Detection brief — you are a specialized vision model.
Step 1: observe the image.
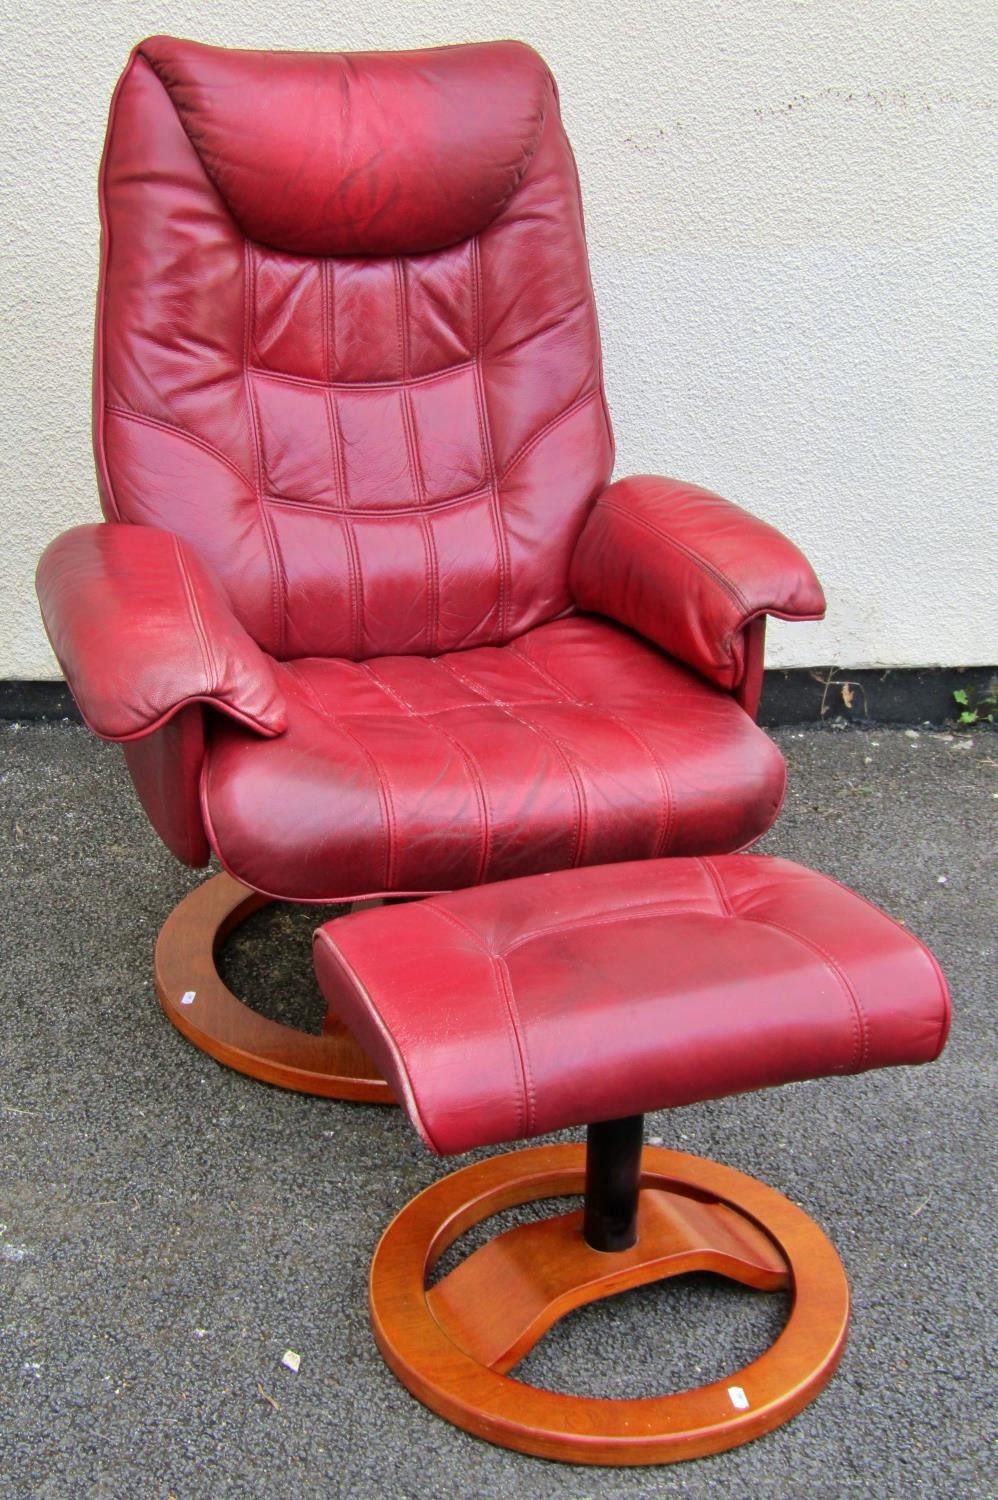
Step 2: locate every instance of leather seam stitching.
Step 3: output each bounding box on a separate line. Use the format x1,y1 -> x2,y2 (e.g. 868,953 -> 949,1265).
597,497 -> 751,614
496,953 -> 536,1134
471,236 -> 509,639
320,258 -> 364,656
104,408 -> 255,493
318,259 -> 328,385
799,867 -> 952,1060
499,898 -> 727,957
393,258 -> 406,390
498,388 -> 600,486
259,484 -> 492,519
327,257 -> 364,656
359,664 -> 493,885
747,916 -> 867,1071
313,932 -> 440,1150
508,642 -> 675,857
246,359 -> 476,392
427,903 -> 529,1137
701,856 -> 866,1068
725,913 -> 868,1073
321,388 -> 364,658
435,655 -> 584,867
320,257 -> 331,385
172,536 -> 215,694
396,259 -> 439,651
488,300 -> 590,364
329,685 -> 720,718
285,663 -> 398,887
511,704 -> 589,867
243,242 -> 288,656
698,855 -> 735,917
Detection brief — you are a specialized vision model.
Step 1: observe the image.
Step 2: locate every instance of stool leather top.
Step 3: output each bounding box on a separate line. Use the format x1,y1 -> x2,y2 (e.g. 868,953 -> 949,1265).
313,855 -> 950,1154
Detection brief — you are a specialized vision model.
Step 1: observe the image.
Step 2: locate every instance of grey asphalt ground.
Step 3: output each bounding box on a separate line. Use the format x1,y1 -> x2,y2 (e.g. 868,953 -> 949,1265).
1,721 -> 994,1499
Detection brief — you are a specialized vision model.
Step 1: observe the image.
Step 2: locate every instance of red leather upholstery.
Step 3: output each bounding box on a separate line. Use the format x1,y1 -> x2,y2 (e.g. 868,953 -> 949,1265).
36,524 -> 287,740
94,37 -> 612,661
570,476 -> 826,692
202,617 -> 785,901
313,856 -> 951,1154
121,707 -> 210,867
37,38 -> 827,897
135,38 -> 552,257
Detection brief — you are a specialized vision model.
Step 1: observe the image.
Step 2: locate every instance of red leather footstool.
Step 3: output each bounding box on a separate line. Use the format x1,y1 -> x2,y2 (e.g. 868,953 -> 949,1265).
313,855 -> 950,1466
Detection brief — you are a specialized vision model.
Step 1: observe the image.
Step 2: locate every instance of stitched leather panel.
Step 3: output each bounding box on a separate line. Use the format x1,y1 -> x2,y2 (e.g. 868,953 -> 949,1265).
570,475 -> 827,690
313,854 -> 952,1154
36,523 -> 287,741
201,616 -> 787,901
97,41 -> 613,661
138,37 -> 552,256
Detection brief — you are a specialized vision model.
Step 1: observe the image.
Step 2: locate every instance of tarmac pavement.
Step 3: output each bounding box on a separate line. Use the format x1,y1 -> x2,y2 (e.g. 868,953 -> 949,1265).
0,721 -> 994,1499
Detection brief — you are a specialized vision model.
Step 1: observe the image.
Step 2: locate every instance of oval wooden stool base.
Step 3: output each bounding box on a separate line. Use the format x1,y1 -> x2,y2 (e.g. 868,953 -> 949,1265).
154,872 -> 394,1101
369,1144 -> 850,1466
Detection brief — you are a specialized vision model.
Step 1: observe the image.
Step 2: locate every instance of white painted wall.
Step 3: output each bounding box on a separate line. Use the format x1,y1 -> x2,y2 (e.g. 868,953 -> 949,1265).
3,0 -> 995,676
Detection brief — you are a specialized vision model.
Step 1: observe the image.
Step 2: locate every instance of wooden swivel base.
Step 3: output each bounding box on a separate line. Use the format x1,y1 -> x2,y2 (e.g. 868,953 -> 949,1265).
369,1141 -> 850,1466
154,872 -> 393,1101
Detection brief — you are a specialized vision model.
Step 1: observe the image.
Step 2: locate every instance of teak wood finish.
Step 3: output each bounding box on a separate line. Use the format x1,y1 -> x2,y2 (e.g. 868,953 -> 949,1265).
369,1143 -> 850,1465
154,871 -> 393,1101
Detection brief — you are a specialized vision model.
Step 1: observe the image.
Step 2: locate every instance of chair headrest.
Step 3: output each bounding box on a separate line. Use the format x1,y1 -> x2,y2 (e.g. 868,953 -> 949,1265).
138,36 -> 554,256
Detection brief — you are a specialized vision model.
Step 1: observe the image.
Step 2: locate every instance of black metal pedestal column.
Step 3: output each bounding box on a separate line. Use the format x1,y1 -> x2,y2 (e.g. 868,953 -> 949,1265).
582,1114 -> 644,1252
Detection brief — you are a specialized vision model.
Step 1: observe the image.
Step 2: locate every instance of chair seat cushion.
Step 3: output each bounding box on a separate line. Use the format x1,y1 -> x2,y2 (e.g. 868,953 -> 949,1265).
201,617 -> 786,901
313,854 -> 951,1154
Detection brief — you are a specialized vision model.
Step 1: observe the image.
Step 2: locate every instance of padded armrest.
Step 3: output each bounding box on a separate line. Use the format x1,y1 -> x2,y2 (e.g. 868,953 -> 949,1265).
569,475 -> 825,691
36,523 -> 287,741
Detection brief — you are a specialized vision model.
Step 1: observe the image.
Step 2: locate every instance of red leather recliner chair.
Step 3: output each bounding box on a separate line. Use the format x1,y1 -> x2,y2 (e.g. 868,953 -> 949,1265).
36,37 -> 825,1096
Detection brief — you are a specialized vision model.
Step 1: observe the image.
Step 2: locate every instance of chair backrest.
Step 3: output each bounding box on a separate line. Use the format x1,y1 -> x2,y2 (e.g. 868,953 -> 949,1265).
95,37 -> 614,660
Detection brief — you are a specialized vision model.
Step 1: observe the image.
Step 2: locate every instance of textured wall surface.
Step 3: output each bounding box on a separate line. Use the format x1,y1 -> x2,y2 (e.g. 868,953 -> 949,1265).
2,0 -> 995,676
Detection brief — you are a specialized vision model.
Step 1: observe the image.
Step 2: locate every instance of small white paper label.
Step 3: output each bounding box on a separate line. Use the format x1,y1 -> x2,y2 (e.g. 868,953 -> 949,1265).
728,1385 -> 750,1410
180,990 -> 196,1006
281,1349 -> 301,1373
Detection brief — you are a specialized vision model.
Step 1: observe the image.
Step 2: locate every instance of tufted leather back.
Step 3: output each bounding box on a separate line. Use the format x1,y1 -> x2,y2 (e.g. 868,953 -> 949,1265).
95,37 -> 614,660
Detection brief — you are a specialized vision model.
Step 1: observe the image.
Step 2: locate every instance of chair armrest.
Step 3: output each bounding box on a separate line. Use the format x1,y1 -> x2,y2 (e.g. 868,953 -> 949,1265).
36,523 -> 287,740
121,707 -> 211,866
569,475 -> 825,691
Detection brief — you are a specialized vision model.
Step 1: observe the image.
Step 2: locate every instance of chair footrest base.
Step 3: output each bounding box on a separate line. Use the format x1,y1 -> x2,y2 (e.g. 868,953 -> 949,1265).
369,1143 -> 849,1466
154,872 -> 394,1101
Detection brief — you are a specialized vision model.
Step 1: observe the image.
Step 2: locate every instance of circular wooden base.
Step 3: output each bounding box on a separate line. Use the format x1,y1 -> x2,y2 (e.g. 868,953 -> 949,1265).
370,1144 -> 850,1466
154,872 -> 393,1101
